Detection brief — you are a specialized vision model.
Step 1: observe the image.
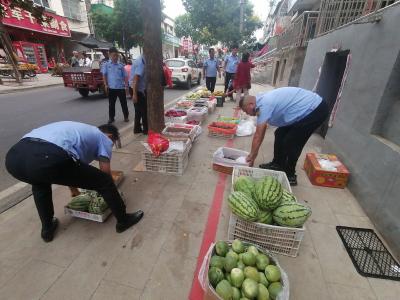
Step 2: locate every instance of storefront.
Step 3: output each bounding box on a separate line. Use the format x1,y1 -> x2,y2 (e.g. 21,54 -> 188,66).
0,1 -> 71,72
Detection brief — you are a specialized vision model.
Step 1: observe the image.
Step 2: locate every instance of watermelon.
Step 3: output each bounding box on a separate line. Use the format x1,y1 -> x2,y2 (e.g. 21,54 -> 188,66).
68,194 -> 91,211
272,203 -> 312,227
228,191 -> 259,221
268,282 -> 283,300
216,280 -> 233,300
208,267 -> 224,288
254,176 -> 283,210
280,189 -> 296,204
234,176 -> 255,197
257,210 -> 273,224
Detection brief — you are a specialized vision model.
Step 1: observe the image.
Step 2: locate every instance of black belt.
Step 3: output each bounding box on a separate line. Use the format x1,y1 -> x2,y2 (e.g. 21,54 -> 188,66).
23,137 -> 51,144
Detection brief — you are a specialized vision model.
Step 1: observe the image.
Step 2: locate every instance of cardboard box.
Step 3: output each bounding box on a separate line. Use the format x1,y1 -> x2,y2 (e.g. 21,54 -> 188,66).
304,153 -> 350,188
212,147 -> 249,175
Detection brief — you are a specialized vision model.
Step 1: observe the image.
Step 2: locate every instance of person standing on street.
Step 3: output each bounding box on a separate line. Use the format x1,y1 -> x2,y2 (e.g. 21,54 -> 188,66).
233,52 -> 255,103
130,55 -> 148,134
203,48 -> 221,92
102,47 -> 129,124
124,59 -> 133,97
70,51 -> 79,67
240,87 -> 329,186
5,121 -> 144,242
224,45 -> 240,100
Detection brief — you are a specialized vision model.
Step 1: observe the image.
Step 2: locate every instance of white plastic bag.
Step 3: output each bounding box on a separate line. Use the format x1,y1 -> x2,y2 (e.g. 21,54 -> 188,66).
236,120 -> 256,136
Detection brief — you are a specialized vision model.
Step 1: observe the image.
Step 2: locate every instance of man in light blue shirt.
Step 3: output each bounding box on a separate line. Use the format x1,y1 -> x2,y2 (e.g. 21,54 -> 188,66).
102,47 -> 129,124
130,55 -> 148,134
203,48 -> 221,92
5,121 -> 144,242
240,87 -> 329,185
224,45 -> 240,98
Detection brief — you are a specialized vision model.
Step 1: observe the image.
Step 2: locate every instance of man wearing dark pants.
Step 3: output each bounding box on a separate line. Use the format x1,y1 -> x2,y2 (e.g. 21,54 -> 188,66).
240,87 -> 329,185
224,45 -> 240,100
203,48 -> 220,92
5,121 -> 144,242
102,47 -> 129,124
130,55 -> 148,134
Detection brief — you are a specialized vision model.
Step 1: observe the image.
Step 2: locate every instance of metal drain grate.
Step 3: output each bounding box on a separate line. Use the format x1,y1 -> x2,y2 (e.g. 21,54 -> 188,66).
336,226 -> 400,281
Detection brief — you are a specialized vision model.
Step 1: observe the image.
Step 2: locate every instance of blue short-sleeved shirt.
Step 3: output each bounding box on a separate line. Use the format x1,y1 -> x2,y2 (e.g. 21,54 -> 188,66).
256,87 -> 322,127
23,121 -> 113,164
132,56 -> 146,92
128,63 -> 136,86
203,58 -> 219,77
101,60 -> 127,89
224,54 -> 240,73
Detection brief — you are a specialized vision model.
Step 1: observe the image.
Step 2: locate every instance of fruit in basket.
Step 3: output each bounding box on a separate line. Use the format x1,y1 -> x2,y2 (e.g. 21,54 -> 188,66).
242,252 -> 256,267
247,246 -> 259,257
234,176 -> 255,197
244,266 -> 260,282
228,191 -> 259,222
258,283 -> 270,300
242,278 -> 259,299
268,282 -> 283,300
216,279 -> 234,300
259,272 -> 269,287
68,194 -> 92,211
88,195 -> 108,214
224,256 -> 238,273
216,241 -> 230,256
231,268 -> 245,288
232,239 -> 245,254
165,109 -> 187,117
237,260 -> 245,270
227,250 -> 239,262
209,267 -> 225,288
280,189 -> 296,204
265,265 -> 281,283
232,287 -> 241,300
256,254 -> 270,272
257,210 -> 273,224
210,255 -> 225,269
254,177 -> 283,210
272,203 -> 311,228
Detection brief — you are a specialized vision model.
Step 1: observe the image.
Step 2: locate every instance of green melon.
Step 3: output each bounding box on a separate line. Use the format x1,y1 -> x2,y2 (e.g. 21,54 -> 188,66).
257,210 -> 273,224
272,203 -> 312,227
234,176 -> 255,197
254,176 -> 283,210
228,191 -> 260,221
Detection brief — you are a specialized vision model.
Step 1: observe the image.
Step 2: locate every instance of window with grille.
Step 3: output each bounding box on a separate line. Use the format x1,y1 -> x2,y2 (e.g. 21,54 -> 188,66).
33,0 -> 50,8
62,0 -> 82,21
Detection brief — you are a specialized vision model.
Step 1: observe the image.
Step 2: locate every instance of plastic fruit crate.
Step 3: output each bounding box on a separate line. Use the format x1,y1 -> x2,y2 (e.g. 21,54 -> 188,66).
208,122 -> 237,139
228,166 -> 305,257
142,140 -> 191,176
164,109 -> 188,124
187,107 -> 208,122
198,241 -> 290,300
162,124 -> 197,142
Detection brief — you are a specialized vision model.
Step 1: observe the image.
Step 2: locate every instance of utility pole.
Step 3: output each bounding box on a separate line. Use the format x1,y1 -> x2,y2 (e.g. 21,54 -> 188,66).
142,0 -> 165,132
239,0 -> 245,33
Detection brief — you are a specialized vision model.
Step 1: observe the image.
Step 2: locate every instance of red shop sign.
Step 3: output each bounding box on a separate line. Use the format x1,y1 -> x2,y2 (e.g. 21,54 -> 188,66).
0,1 -> 71,37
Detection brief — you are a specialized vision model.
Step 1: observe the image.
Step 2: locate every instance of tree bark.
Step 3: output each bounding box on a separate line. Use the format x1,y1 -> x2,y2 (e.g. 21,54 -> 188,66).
142,0 -> 165,133
0,23 -> 22,84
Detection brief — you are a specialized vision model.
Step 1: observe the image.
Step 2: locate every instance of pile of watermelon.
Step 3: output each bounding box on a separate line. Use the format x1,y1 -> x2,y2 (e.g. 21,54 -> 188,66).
228,175 -> 311,228
68,190 -> 108,215
208,240 -> 284,300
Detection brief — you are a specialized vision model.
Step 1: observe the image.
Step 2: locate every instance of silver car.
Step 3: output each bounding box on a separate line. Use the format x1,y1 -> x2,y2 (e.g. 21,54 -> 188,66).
165,58 -> 202,89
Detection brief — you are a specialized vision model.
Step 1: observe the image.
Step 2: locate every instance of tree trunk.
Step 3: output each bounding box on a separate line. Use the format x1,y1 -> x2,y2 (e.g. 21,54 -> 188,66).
142,0 -> 165,133
0,23 -> 22,84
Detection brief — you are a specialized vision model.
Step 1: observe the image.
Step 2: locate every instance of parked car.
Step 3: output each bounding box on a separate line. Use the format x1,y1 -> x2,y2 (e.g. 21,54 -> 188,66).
164,58 -> 202,89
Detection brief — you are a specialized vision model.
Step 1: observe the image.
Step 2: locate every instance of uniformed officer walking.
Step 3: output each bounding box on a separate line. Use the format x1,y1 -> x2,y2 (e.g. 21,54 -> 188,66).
102,47 -> 129,124
130,55 -> 148,134
224,45 -> 240,100
203,48 -> 221,92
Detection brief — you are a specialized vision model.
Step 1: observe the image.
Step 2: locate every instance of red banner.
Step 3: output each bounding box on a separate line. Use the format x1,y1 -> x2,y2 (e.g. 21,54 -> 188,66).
0,1 -> 71,37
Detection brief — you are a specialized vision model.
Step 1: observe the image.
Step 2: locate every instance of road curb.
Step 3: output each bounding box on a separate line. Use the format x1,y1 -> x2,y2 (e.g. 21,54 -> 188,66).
0,83 -> 64,95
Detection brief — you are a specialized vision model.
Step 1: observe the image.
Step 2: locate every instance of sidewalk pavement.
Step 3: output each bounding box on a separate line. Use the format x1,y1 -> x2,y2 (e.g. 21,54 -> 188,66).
0,82 -> 399,300
0,73 -> 63,94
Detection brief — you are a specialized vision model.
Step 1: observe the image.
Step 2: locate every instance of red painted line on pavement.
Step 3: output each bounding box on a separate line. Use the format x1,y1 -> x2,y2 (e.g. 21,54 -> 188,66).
189,106 -> 239,299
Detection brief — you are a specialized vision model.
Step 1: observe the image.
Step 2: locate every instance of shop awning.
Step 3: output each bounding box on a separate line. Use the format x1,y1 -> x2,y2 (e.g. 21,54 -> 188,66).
72,34 -> 113,49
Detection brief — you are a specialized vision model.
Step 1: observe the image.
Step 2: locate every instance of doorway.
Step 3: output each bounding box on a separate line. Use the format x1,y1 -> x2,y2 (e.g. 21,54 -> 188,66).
315,50 -> 350,137
273,60 -> 280,85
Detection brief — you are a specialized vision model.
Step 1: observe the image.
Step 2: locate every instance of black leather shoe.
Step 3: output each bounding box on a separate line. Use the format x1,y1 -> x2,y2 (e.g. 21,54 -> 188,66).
108,119 -> 115,124
116,210 -> 144,233
287,174 -> 298,186
41,217 -> 59,243
259,161 -> 283,171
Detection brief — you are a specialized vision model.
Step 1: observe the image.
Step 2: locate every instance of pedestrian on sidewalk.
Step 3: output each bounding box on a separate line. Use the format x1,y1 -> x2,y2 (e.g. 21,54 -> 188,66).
240,87 -> 329,186
233,52 -> 255,103
79,52 -> 92,67
5,121 -> 144,242
124,59 -> 133,97
223,45 -> 240,100
129,55 -> 148,134
102,47 -> 130,124
70,51 -> 79,67
203,48 -> 221,92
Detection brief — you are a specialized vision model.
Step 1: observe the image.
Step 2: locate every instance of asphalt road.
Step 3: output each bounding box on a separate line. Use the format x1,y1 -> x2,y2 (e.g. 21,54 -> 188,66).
0,84 -> 194,195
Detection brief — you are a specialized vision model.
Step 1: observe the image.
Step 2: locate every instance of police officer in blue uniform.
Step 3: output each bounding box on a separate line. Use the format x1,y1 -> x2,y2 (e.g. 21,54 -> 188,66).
224,45 -> 240,100
102,47 -> 129,124
203,48 -> 221,92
